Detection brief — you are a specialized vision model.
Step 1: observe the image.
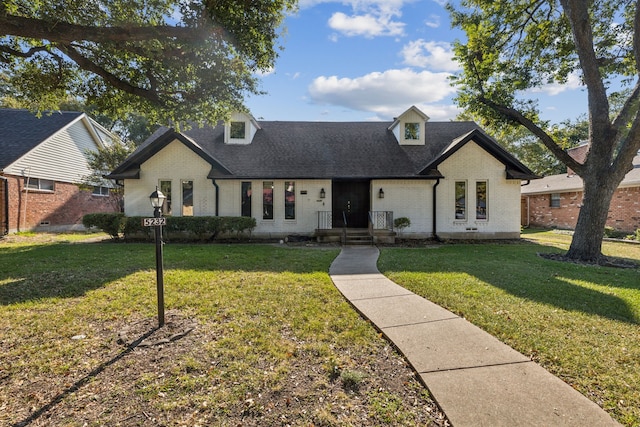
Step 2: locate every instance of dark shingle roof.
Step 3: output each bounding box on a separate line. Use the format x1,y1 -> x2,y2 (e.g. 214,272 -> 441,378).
0,109 -> 83,169
109,119 -> 539,180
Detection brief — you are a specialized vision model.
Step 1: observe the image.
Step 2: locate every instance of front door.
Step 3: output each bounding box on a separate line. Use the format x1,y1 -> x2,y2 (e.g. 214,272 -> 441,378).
332,180 -> 370,228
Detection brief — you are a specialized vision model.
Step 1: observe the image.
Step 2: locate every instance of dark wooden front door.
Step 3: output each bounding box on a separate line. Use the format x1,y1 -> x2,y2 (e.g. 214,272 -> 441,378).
332,180 -> 370,228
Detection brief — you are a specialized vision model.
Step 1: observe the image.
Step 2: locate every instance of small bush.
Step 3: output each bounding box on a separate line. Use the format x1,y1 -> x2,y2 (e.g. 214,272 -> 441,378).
82,213 -> 125,239
394,217 -> 411,231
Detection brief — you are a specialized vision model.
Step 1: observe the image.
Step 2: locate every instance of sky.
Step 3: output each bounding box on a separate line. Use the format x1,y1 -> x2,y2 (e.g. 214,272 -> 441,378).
244,0 -> 588,123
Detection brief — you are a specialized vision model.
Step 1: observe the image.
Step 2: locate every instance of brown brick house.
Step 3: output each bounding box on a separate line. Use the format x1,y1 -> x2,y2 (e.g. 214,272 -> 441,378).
521,144 -> 640,233
0,110 -> 120,234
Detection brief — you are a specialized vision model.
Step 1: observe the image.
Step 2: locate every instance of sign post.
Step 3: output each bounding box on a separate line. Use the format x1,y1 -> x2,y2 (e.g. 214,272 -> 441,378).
147,188 -> 167,327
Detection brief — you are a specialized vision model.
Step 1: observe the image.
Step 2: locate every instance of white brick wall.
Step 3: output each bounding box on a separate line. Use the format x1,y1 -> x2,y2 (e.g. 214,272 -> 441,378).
436,141 -> 521,238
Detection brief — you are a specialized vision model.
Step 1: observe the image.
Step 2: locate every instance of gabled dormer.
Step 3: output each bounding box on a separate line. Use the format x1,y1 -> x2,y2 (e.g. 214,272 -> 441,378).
388,106 -> 429,146
224,111 -> 261,145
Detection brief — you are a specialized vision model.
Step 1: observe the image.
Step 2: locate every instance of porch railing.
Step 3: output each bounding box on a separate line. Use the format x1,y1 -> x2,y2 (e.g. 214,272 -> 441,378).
317,211 -> 332,230
317,211 -> 393,231
369,211 -> 394,231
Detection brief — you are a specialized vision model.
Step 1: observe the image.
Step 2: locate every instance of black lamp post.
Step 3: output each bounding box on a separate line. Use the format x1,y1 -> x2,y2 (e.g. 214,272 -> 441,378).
149,188 -> 166,327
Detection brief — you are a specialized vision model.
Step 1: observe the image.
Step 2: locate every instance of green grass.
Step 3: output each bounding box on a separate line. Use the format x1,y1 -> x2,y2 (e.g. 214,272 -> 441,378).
378,229 -> 640,426
0,236 -> 436,426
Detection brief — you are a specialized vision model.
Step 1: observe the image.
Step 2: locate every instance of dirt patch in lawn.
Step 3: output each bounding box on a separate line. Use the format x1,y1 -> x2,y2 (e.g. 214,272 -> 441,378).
5,310 -> 448,426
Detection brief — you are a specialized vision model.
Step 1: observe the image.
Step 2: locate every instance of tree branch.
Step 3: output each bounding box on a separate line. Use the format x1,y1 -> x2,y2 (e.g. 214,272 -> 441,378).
479,95 -> 583,174
559,0 -> 611,138
0,13 -> 218,45
57,43 -> 162,104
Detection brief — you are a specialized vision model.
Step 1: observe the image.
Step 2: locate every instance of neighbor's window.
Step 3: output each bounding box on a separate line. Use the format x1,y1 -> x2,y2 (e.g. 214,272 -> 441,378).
455,181 -> 466,220
285,181 -> 295,220
92,185 -> 110,196
404,122 -> 420,140
25,177 -> 54,191
263,181 -> 273,220
476,181 -> 487,220
550,193 -> 561,208
241,182 -> 252,217
182,180 -> 193,216
160,180 -> 172,215
230,121 -> 246,139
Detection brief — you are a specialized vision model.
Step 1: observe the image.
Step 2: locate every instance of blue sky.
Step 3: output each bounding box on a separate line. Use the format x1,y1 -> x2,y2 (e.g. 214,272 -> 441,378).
244,0 -> 588,123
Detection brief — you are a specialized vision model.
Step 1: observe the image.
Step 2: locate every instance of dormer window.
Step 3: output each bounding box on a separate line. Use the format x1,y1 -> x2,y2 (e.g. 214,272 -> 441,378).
404,123 -> 420,140
224,112 -> 261,145
230,121 -> 246,139
388,106 -> 429,146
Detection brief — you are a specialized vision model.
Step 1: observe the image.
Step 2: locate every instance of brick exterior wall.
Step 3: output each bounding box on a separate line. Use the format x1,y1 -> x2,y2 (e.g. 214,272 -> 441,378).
0,174 -> 119,234
523,186 -> 640,232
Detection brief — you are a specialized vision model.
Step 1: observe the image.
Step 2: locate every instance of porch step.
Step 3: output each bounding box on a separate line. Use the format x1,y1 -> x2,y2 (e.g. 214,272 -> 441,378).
343,229 -> 374,246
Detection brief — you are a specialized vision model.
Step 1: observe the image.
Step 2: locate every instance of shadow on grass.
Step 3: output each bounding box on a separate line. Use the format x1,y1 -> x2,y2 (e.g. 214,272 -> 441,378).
0,241 -> 339,306
12,326 -> 159,427
378,241 -> 640,324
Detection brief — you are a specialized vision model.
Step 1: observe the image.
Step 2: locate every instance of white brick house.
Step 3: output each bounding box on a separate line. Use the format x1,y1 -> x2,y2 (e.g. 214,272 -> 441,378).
108,106 -> 538,241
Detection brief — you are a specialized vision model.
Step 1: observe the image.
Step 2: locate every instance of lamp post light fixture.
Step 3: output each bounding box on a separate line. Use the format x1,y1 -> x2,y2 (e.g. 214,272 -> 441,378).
149,188 -> 166,327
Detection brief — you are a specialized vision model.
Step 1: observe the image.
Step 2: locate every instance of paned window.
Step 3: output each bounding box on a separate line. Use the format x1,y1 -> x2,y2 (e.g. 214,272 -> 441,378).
230,121 -> 246,139
476,181 -> 487,220
404,122 -> 419,140
92,186 -> 110,196
160,180 -> 172,215
24,177 -> 54,191
182,180 -> 193,216
550,193 -> 561,208
241,182 -> 252,217
285,181 -> 295,220
455,181 -> 466,220
263,181 -> 273,220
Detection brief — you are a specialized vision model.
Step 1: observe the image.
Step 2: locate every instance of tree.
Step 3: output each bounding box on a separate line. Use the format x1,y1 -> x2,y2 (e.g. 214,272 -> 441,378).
80,139 -> 136,212
0,0 -> 296,126
448,0 -> 640,262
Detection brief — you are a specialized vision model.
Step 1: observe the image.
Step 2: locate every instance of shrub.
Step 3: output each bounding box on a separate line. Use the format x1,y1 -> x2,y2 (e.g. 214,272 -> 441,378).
82,213 -> 125,239
121,216 -> 257,242
394,217 -> 411,236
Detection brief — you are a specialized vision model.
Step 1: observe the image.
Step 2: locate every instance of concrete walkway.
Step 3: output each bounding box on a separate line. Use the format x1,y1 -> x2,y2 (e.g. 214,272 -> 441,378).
329,246 -> 620,427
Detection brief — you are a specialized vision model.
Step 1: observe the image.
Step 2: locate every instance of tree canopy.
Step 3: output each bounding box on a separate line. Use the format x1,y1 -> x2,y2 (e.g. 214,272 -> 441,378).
448,0 -> 640,262
0,0 -> 296,125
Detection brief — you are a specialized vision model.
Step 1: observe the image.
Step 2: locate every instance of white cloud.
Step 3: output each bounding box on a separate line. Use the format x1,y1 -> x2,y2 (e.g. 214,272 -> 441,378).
530,72 -> 582,96
425,14 -> 440,28
328,11 -> 405,38
400,39 -> 459,72
308,68 -> 458,119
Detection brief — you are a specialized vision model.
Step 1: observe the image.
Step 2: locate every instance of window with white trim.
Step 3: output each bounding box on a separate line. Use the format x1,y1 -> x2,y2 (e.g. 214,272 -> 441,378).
285,181 -> 295,220
476,181 -> 487,220
92,186 -> 110,196
455,181 -> 466,220
25,177 -> 54,191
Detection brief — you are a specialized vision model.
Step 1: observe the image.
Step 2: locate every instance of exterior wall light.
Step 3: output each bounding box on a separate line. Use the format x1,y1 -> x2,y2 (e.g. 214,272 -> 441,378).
320,188 -> 326,198
379,188 -> 385,199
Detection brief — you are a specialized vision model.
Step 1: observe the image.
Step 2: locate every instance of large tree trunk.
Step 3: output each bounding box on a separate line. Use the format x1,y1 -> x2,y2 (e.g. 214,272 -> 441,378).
565,174 -> 618,262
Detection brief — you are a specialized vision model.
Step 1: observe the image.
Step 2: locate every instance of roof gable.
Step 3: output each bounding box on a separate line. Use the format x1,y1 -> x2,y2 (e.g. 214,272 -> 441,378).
107,128 -> 232,179
418,128 -> 539,180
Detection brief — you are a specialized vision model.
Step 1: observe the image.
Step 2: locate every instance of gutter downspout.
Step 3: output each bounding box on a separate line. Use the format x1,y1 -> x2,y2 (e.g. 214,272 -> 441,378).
0,176 -> 8,235
211,179 -> 219,216
521,180 -> 531,228
432,178 -> 441,242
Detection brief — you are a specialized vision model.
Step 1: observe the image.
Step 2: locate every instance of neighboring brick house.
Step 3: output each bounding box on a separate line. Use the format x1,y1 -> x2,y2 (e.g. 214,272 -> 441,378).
521,144 -> 640,232
0,109 -> 120,234
108,106 -> 539,241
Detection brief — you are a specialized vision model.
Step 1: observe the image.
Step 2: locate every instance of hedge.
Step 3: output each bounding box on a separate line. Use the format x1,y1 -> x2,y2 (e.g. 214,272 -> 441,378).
83,213 -> 256,242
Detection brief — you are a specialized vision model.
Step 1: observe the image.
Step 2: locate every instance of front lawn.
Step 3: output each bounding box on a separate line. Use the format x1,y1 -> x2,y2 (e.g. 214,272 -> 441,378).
0,235 -> 443,426
378,230 -> 640,426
